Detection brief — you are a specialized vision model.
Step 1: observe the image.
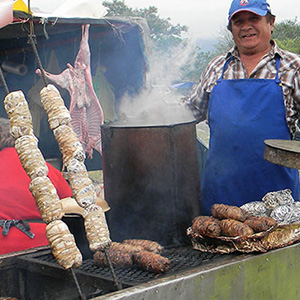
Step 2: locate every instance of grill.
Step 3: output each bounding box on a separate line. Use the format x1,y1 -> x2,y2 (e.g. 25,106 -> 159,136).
14,246 -> 233,299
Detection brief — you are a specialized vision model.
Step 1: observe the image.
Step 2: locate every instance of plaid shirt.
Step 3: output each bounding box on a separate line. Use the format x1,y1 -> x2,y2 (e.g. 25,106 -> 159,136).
186,41 -> 300,138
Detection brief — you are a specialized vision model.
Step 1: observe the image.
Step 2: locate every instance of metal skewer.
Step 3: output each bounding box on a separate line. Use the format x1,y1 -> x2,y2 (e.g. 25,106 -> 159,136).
25,7 -> 120,295
26,10 -> 88,299
0,67 -> 9,94
104,248 -> 122,290
70,268 -> 87,300
28,33 -> 48,87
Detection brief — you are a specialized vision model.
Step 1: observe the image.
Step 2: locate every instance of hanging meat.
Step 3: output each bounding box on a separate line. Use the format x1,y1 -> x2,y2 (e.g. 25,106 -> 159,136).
4,90 -> 82,269
39,84 -> 111,251
36,24 -> 104,158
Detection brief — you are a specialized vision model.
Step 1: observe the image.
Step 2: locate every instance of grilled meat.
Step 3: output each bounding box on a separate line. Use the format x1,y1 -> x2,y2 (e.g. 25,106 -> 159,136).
244,216 -> 277,232
29,176 -> 63,224
93,249 -> 133,268
211,204 -> 246,222
83,204 -> 111,251
46,220 -> 82,269
133,250 -> 170,274
220,219 -> 254,237
191,216 -> 221,237
109,242 -> 145,256
4,90 -> 33,138
122,239 -> 164,254
39,84 -> 111,251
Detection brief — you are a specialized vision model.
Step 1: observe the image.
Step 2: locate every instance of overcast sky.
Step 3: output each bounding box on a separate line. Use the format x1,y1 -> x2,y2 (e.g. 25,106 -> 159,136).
125,0 -> 300,40
31,0 -> 300,40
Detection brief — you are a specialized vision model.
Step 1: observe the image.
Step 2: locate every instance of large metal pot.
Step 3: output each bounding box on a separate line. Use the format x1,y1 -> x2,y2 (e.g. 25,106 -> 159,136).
101,120 -> 201,247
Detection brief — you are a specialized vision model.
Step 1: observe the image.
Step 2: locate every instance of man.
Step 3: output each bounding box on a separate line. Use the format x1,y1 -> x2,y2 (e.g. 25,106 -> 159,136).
186,0 -> 300,214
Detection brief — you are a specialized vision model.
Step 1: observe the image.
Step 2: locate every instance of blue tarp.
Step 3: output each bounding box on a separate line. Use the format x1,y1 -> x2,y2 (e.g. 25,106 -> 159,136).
0,16 -> 150,168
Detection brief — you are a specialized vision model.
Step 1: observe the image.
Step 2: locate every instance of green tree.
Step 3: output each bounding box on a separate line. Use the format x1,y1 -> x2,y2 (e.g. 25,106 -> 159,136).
213,28 -> 234,56
103,0 -> 188,53
103,0 -> 208,84
272,18 -> 300,53
182,48 -> 215,82
273,18 -> 300,40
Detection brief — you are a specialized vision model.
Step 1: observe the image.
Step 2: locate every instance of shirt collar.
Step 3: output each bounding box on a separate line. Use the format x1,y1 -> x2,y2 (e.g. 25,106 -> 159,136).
226,40 -> 283,60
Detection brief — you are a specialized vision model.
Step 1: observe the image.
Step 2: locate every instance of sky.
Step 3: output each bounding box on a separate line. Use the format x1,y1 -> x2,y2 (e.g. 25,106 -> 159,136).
30,0 -> 300,41
125,0 -> 300,40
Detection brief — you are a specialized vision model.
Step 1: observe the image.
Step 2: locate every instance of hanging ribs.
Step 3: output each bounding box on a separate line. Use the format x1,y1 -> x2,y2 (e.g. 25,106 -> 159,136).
36,24 -> 104,158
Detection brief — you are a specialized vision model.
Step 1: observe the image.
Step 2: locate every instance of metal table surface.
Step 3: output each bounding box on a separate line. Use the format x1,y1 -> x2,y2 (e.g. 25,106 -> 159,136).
92,242 -> 300,300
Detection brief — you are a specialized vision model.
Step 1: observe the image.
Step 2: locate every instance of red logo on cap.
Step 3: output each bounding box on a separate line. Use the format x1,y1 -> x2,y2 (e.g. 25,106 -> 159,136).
240,0 -> 249,5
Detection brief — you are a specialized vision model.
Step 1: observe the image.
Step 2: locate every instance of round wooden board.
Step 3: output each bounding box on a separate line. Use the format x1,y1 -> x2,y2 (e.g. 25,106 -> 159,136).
264,139 -> 300,169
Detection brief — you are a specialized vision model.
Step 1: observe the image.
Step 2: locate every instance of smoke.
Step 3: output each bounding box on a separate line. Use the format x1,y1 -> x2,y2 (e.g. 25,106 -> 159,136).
115,41 -> 197,126
116,88 -> 194,126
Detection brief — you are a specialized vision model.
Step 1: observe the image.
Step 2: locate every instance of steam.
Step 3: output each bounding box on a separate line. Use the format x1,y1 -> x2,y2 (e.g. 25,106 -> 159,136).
116,88 -> 194,126
115,41 -> 197,127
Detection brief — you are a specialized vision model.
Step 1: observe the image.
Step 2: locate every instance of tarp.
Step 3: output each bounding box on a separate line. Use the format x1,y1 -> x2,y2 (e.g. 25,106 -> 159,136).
0,12 -> 151,169
30,0 -> 107,18
0,0 -> 13,29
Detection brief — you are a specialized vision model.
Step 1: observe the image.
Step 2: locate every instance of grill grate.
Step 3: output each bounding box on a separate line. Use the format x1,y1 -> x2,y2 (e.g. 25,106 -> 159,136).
26,246 -> 225,286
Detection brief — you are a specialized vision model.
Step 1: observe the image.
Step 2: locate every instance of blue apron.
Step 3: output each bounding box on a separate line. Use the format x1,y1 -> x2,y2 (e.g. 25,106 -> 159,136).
201,55 -> 300,215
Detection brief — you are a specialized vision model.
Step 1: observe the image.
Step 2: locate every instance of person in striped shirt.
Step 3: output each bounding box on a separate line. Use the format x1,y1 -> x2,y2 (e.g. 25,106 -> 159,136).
185,0 -> 300,214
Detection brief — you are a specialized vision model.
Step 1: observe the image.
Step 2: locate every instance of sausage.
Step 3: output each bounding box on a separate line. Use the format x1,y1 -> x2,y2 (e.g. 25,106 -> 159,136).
220,219 -> 254,237
4,90 -> 33,138
244,216 -> 277,232
191,216 -> 222,237
211,204 -> 246,222
40,84 -> 71,130
94,249 -> 133,268
110,242 -> 145,256
46,220 -> 82,269
83,204 -> 111,251
133,250 -> 170,274
122,239 -> 164,254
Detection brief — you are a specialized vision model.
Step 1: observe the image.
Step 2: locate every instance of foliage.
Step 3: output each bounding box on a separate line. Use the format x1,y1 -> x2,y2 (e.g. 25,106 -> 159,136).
103,0 -> 188,52
102,1 -> 300,83
275,38 -> 300,54
183,48 -> 215,81
272,18 -> 300,54
272,18 -> 300,41
212,28 -> 234,56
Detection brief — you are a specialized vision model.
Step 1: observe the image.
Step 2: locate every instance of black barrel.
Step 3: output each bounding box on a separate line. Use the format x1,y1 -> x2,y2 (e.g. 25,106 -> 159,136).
101,120 -> 201,247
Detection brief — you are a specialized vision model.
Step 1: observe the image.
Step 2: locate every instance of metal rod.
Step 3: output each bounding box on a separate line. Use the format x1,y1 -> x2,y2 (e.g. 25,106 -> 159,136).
28,34 -> 48,87
0,67 -> 9,94
104,248 -> 122,290
70,268 -> 86,300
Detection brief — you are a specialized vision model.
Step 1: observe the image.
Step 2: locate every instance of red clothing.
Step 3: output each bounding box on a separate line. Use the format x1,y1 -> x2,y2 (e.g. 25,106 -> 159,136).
0,147 -> 72,254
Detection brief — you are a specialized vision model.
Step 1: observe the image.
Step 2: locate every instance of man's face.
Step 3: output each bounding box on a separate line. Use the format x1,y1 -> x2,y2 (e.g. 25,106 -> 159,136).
230,11 -> 274,55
